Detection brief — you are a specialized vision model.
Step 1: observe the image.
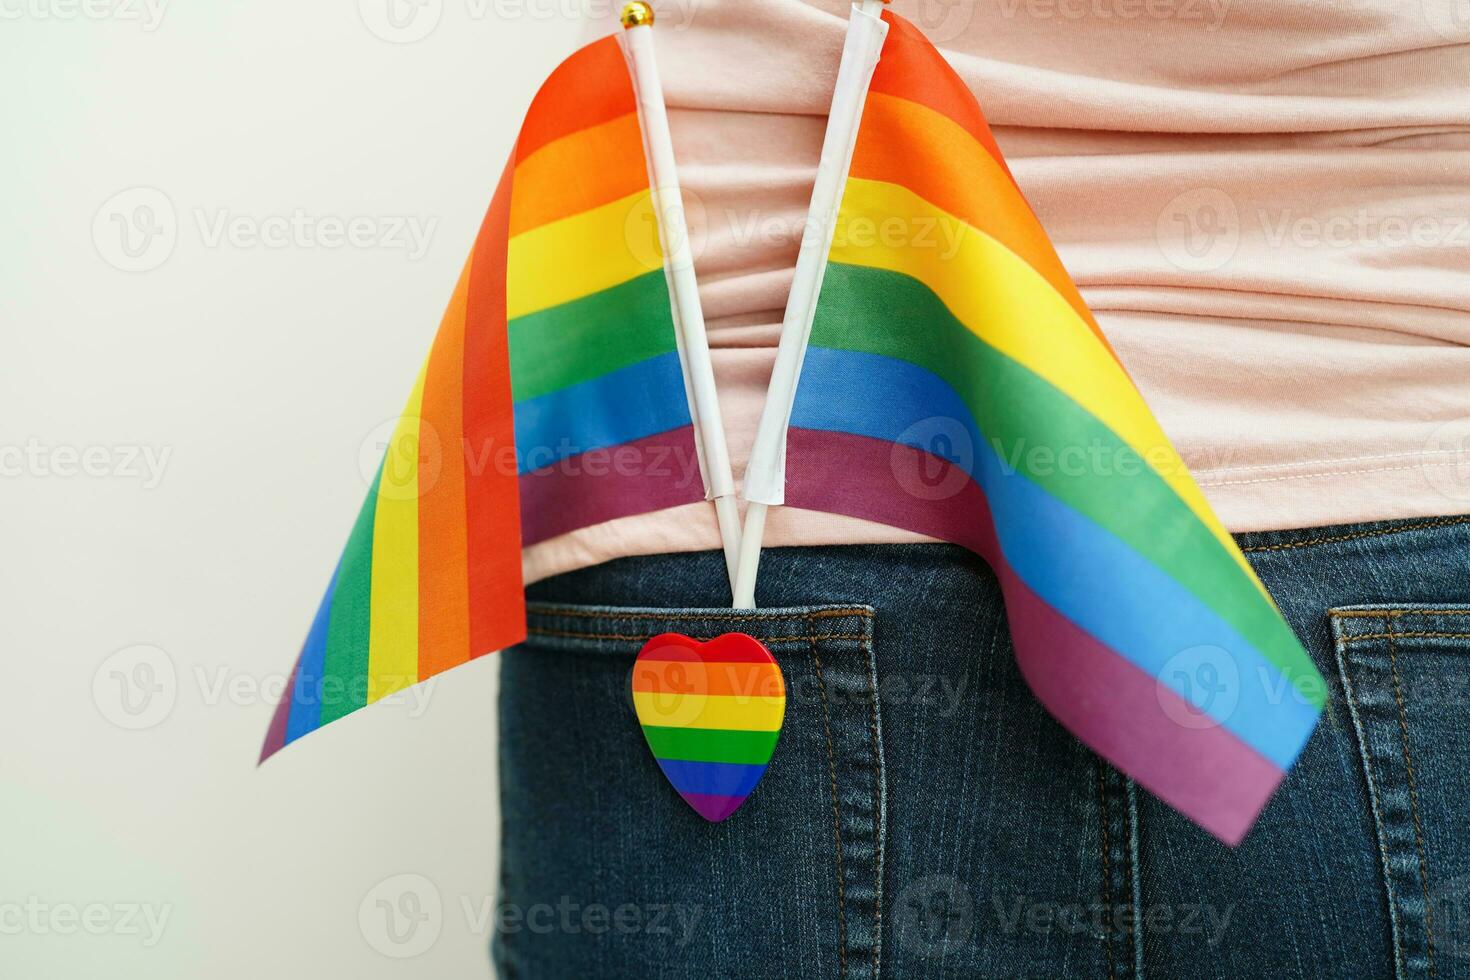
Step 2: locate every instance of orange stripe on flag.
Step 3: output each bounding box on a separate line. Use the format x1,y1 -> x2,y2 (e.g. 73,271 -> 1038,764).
631,660 -> 786,699
417,258 -> 474,679
509,112 -> 648,237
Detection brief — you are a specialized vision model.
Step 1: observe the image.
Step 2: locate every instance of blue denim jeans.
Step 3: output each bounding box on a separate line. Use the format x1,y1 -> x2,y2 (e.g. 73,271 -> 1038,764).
493,516 -> 1470,979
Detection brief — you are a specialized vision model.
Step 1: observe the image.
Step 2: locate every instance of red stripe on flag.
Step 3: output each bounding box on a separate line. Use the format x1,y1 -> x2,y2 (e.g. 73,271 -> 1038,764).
463,158 -> 527,658
872,12 -> 1018,189
514,35 -> 637,164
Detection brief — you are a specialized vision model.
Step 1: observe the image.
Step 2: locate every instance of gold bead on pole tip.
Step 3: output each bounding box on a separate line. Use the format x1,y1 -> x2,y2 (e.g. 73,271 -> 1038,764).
620,1 -> 654,28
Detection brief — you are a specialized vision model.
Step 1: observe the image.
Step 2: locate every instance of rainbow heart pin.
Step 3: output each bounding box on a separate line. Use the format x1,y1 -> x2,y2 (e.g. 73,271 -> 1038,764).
631,632 -> 786,822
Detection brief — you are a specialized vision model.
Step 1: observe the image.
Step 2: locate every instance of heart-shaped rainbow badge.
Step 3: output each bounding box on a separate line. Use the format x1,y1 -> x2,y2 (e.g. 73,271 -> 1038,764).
631,632 -> 786,822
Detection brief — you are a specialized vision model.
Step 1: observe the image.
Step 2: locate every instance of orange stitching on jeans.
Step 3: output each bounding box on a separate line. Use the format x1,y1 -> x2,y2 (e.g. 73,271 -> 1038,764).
1340,632 -> 1470,643
1124,784 -> 1138,977
862,633 -> 884,979
809,621 -> 849,979
1333,610 -> 1470,619
1338,647 -> 1409,978
1386,626 -> 1438,976
527,606 -> 873,622
524,628 -> 868,643
1240,517 -> 1470,553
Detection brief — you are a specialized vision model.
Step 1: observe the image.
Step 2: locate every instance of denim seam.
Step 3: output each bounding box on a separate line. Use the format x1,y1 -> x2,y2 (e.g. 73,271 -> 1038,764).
528,606 -> 874,623
1124,781 -> 1139,980
861,633 -> 885,980
1334,610 -> 1470,619
809,626 -> 850,979
524,629 -> 870,644
1126,780 -> 1144,980
1239,516 -> 1470,553
1097,766 -> 1116,980
1332,611 -> 1409,980
1096,765 -> 1139,980
1342,632 -> 1470,643
493,682 -> 519,980
1386,624 -> 1438,978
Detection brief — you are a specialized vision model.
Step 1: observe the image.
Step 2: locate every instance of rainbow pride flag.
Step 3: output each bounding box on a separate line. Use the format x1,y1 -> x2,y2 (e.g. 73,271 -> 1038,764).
782,12 -> 1325,843
262,35 -> 704,760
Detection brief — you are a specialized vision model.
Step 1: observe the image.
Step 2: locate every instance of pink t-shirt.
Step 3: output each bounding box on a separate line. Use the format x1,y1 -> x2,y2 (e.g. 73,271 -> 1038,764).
526,0 -> 1470,583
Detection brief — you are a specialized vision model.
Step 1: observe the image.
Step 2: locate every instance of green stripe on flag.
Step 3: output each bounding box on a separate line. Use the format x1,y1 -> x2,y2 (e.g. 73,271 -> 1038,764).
508,271 -> 677,403
320,461 -> 382,723
641,725 -> 781,765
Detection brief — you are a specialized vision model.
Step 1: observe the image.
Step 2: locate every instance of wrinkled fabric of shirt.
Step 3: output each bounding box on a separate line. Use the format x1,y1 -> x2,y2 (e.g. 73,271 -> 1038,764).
522,0 -> 1470,584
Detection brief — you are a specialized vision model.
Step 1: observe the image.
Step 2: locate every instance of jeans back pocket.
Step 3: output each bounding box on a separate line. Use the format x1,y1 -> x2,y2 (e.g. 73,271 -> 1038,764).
1330,604 -> 1470,980
494,601 -> 886,980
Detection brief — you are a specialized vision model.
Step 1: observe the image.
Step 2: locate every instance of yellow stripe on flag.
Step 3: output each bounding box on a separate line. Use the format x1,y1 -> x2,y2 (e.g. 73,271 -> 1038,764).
367,362 -> 428,702
632,691 -> 786,732
833,177 -> 1264,593
506,189 -> 662,320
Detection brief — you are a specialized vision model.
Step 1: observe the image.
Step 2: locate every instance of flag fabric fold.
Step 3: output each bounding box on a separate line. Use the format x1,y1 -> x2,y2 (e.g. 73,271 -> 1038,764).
782,11 -> 1324,844
261,34 -> 703,761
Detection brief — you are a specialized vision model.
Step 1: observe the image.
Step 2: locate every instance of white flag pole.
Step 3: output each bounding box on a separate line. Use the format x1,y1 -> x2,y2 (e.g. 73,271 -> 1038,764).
732,0 -> 889,608
621,2 -> 743,592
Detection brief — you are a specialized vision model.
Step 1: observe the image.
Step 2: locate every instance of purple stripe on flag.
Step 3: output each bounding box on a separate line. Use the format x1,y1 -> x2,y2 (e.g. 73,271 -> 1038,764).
258,657 -> 299,764
678,792 -> 751,822
518,425 -> 705,545
785,426 -> 992,552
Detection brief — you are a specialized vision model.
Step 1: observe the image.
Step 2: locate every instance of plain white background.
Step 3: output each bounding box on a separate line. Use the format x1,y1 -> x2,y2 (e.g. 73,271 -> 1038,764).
2,2 -> 589,976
